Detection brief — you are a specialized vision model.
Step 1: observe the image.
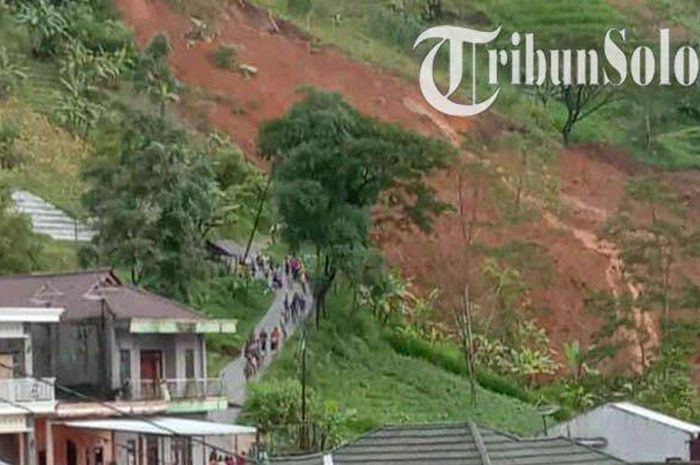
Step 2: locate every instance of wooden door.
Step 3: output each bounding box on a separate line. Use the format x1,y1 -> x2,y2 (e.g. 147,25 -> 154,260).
139,350 -> 163,399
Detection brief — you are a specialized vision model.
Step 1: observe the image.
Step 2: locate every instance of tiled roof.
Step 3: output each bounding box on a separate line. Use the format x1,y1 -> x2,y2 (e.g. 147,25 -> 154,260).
273,422 -> 628,465
0,269 -> 203,321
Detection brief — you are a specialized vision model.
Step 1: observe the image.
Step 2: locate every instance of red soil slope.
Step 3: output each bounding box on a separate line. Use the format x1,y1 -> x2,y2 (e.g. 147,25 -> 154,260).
115,0 -> 693,369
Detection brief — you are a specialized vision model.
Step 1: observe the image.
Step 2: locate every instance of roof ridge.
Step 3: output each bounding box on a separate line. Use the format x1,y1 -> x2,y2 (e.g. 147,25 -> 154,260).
0,267 -> 115,281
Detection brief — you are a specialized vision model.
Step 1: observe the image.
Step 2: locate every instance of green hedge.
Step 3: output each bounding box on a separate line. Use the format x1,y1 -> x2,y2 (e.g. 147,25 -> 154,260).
386,329 -> 536,404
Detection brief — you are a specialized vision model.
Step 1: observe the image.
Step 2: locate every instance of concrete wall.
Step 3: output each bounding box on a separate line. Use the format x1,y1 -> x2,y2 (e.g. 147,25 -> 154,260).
550,405 -> 694,462
31,320 -> 207,398
30,321 -> 108,394
113,332 -> 205,389
34,420 -> 113,465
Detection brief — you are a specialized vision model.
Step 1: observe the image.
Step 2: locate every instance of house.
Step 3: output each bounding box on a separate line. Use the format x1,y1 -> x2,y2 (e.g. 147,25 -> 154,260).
271,421 -> 629,464
205,240 -> 260,268
547,402 -> 700,463
0,269 -> 250,465
0,307 -> 64,465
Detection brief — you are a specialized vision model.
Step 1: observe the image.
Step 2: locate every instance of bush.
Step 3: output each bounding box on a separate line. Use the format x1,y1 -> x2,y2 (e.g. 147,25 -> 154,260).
365,8 -> 425,52
0,120 -> 23,169
0,46 -> 27,100
211,44 -> 238,71
286,0 -> 312,17
387,327 -> 537,404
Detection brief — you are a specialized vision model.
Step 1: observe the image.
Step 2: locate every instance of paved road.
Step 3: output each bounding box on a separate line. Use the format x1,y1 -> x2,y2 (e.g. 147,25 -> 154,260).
210,274 -> 310,423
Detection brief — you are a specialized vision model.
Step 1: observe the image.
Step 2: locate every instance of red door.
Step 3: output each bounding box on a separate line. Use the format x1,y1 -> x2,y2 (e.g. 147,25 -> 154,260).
139,350 -> 163,399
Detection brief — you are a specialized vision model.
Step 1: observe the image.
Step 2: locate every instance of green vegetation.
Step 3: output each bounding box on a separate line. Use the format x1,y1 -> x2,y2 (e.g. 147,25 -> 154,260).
82,112 -> 221,298
259,90 -> 454,318
243,288 -> 542,447
190,276 -> 275,375
211,44 -> 238,71
251,0 -> 700,168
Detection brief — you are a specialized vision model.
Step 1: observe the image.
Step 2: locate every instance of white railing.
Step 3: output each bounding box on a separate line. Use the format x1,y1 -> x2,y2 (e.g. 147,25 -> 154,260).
127,378 -> 224,401
0,378 -> 55,404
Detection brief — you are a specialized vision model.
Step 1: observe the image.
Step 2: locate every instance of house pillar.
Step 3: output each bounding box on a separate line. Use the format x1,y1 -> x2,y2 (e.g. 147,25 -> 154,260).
46,421 -> 54,465
25,419 -> 37,465
23,327 -> 33,376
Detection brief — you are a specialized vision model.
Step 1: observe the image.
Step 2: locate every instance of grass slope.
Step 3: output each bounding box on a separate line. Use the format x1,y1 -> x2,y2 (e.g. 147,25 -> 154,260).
248,288 -> 541,438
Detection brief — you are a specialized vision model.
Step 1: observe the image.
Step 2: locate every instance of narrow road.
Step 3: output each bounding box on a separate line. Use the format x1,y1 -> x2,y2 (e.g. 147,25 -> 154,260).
210,274 -> 310,423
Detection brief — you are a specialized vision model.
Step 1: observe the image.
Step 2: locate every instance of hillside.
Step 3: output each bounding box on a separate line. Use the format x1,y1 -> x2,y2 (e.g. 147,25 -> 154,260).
1,0 -> 699,443
241,287 -> 542,450
111,0 -> 700,375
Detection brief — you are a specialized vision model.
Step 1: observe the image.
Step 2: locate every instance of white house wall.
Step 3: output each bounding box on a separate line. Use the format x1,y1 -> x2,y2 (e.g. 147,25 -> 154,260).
550,405 -> 694,462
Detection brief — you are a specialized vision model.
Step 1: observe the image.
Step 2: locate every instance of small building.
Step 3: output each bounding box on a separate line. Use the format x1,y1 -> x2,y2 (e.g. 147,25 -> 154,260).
547,401 -> 700,463
272,421 -> 629,464
0,307 -> 64,465
205,240 -> 260,269
0,269 -> 250,465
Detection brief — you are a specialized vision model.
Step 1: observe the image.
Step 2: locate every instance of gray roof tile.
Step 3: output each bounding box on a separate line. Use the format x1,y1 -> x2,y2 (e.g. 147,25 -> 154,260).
273,422 -> 629,465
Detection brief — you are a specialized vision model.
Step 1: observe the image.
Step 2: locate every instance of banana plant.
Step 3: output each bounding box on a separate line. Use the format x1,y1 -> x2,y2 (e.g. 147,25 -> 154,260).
15,0 -> 69,57
0,46 -> 27,100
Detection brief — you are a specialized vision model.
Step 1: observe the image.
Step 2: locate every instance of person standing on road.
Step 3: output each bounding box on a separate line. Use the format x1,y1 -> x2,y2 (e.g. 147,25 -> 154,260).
259,328 -> 268,356
270,326 -> 280,352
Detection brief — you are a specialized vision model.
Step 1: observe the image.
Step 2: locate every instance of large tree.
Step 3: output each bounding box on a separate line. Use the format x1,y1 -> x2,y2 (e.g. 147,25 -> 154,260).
258,90 -> 454,322
82,113 -> 220,298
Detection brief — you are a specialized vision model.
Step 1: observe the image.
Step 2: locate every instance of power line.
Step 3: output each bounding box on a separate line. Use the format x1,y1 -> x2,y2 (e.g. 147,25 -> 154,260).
0,364 -> 262,464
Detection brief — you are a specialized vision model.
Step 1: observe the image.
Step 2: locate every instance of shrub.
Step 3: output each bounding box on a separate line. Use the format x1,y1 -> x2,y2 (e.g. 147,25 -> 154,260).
0,46 -> 27,100
15,0 -> 69,57
211,44 -> 238,71
386,327 -> 537,404
287,0 -> 312,17
365,8 -> 425,52
0,120 -> 23,169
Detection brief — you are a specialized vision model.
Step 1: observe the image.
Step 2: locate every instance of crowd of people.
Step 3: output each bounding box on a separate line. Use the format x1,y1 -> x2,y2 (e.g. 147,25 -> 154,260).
242,255 -> 310,381
208,451 -> 248,465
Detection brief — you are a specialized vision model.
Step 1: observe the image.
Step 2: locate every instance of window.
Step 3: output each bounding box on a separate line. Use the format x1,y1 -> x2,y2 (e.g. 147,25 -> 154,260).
185,349 -> 195,379
119,350 -> 131,383
126,440 -> 137,465
146,437 -> 159,465
172,438 -> 192,465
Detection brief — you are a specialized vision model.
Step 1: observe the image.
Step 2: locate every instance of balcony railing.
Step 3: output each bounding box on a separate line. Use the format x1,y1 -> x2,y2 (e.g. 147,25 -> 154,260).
125,378 -> 224,402
0,378 -> 55,404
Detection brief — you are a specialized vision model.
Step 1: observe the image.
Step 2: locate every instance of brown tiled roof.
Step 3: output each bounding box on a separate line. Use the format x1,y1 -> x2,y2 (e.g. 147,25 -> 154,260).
0,269 -> 202,321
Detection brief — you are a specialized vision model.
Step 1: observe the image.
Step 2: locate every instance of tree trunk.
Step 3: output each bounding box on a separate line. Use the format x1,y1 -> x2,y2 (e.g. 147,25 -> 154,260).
244,171 -> 273,263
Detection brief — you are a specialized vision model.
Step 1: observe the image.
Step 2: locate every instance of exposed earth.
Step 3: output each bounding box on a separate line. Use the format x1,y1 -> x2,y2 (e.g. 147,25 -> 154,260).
114,0 -> 700,374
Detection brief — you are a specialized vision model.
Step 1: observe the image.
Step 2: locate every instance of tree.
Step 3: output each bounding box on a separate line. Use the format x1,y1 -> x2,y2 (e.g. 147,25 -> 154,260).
134,33 -> 180,118
422,0 -> 442,21
0,46 -> 27,100
453,285 -> 477,405
82,113 -> 220,298
556,84 -> 613,145
0,185 -> 41,274
607,176 -> 700,337
15,0 -> 69,57
258,90 -> 453,321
